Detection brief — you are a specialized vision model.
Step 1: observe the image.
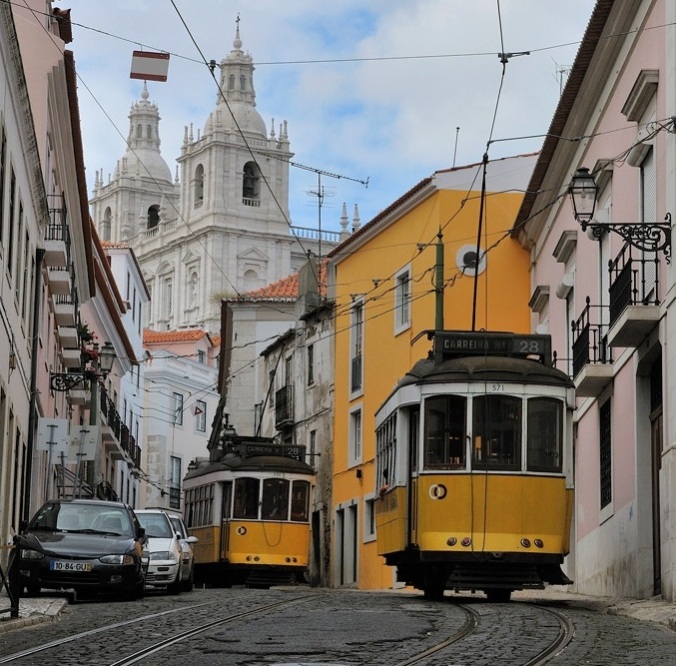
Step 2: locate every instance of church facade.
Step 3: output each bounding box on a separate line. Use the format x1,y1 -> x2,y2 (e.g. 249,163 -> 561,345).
89,28 -> 335,334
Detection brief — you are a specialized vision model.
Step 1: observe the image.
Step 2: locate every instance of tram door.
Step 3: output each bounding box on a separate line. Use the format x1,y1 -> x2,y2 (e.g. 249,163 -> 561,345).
220,481 -> 232,560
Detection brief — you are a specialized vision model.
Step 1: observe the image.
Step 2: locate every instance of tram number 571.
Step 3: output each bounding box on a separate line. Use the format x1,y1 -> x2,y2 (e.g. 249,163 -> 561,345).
491,383 -> 505,392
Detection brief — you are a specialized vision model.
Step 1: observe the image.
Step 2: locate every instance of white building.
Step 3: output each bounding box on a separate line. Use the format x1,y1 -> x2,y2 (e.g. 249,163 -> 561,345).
90,27 -> 338,334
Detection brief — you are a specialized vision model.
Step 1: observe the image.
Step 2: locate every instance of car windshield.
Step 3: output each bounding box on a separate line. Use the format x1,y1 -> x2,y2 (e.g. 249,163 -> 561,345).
137,513 -> 173,538
29,502 -> 134,536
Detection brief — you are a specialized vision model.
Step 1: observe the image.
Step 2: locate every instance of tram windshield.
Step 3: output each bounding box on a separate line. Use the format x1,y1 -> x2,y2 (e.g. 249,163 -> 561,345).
472,395 -> 522,470
424,396 -> 466,469
233,478 -> 259,519
262,479 -> 289,520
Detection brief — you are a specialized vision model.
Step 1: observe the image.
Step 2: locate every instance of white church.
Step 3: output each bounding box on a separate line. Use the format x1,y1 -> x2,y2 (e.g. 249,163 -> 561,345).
89,26 -> 345,334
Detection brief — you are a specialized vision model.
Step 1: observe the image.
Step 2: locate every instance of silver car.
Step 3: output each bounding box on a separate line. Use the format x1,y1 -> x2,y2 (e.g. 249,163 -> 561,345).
169,514 -> 198,591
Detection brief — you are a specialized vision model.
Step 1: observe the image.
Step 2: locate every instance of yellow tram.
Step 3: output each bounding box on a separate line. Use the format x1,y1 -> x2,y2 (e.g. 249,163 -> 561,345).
183,437 -> 315,588
375,331 -> 575,602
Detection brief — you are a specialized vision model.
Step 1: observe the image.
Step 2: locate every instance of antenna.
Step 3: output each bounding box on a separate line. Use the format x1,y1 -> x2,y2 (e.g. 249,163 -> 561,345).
453,127 -> 460,168
289,160 -> 369,262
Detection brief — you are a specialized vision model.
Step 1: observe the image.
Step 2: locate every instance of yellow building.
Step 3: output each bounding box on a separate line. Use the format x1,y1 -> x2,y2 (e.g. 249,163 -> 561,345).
327,153 -> 537,589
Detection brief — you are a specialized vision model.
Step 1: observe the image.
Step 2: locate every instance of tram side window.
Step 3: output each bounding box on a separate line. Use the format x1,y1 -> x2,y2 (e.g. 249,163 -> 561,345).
473,395 -> 521,470
291,481 -> 310,521
424,395 -> 466,469
233,478 -> 260,519
527,397 -> 563,472
376,413 -> 396,490
222,481 -> 233,520
262,479 -> 290,520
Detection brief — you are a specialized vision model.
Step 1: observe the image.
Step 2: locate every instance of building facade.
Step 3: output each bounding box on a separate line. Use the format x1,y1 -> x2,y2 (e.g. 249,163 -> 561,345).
516,0 -> 676,602
328,155 -> 537,589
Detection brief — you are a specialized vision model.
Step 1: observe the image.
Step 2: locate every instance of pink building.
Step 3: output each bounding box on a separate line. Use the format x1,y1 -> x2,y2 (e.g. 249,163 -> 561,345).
516,0 -> 676,601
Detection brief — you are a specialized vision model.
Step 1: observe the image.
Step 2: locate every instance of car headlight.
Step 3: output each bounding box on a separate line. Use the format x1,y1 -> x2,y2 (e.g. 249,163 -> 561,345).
100,554 -> 135,565
21,549 -> 44,560
149,551 -> 178,562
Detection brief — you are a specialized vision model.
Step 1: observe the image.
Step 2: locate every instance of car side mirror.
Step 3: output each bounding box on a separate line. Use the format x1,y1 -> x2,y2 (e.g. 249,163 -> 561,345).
186,536 -> 198,544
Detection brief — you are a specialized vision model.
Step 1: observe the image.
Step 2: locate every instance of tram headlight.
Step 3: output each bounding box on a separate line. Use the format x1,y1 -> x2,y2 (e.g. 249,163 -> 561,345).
534,539 -> 544,549
520,538 -> 532,548
461,537 -> 472,547
447,537 -> 457,546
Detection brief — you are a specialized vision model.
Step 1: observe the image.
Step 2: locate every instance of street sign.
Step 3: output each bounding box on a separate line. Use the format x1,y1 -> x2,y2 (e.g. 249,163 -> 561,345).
130,51 -> 170,82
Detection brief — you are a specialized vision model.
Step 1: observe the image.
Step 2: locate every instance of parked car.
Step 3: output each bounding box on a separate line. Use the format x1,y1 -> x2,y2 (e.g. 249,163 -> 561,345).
168,514 -> 198,592
19,499 -> 146,600
134,509 -> 183,594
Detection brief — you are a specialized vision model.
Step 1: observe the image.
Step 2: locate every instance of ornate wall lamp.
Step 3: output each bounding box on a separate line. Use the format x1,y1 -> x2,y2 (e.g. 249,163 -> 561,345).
568,167 -> 671,261
50,341 -> 116,392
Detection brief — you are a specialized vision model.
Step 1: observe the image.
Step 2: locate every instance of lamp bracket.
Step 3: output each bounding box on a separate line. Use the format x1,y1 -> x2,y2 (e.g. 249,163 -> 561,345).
581,213 -> 671,263
50,372 -> 91,392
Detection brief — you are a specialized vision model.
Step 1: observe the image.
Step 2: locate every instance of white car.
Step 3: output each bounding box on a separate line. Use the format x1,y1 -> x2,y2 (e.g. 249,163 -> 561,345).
169,514 -> 198,592
135,509 -> 183,594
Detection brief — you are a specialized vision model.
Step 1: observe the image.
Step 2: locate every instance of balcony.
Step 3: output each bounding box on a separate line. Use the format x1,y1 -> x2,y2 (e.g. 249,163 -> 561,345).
571,297 -> 613,398
57,325 -> 79,349
44,194 -> 70,268
275,384 -> 294,428
47,267 -> 72,296
53,294 -> 77,327
607,245 -> 661,348
60,348 -> 82,368
99,385 -> 141,467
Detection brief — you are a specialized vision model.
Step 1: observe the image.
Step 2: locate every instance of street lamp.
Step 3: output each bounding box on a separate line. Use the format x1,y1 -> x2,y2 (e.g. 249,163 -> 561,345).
50,341 -> 116,392
568,167 -> 672,260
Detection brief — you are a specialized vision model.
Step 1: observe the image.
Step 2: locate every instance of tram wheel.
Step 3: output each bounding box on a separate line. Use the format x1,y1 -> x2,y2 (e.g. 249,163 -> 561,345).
485,588 -> 512,603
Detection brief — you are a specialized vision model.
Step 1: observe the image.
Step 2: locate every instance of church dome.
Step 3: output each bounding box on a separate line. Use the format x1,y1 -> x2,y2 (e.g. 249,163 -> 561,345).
205,98 -> 267,137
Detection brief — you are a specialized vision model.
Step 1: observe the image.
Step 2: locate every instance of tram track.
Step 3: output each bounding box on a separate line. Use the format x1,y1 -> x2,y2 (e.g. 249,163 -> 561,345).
0,596 -> 312,665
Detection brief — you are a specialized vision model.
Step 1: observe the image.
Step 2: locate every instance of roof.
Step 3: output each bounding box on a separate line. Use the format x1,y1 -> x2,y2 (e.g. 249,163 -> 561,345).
144,329 -> 215,345
240,262 -> 327,301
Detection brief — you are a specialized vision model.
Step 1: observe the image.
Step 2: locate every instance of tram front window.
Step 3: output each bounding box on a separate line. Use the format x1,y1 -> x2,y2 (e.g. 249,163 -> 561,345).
424,395 -> 466,469
473,395 -> 521,470
233,478 -> 260,519
262,479 -> 289,520
291,481 -> 310,521
527,397 -> 563,472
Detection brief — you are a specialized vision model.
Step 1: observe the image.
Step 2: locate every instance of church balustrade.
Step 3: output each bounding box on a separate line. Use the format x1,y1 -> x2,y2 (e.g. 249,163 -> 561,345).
291,226 -> 341,243
242,197 -> 261,207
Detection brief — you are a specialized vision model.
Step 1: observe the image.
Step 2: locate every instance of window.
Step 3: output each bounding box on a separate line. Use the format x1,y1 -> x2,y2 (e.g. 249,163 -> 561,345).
7,168 -> 16,276
170,456 -> 181,510
640,146 -> 657,297
425,395 -> 466,469
291,481 -> 310,521
349,407 -> 362,466
172,392 -> 184,425
0,125 -> 6,247
194,164 -> 204,207
394,268 -> 411,332
307,344 -> 315,385
527,398 -> 563,472
242,162 -> 260,204
350,300 -> 364,393
262,478 -> 289,520
233,478 -> 260,519
147,204 -> 160,230
363,495 -> 376,542
101,207 -> 112,241
600,398 -> 612,509
376,413 -> 396,491
195,399 -> 207,432
472,395 -> 521,470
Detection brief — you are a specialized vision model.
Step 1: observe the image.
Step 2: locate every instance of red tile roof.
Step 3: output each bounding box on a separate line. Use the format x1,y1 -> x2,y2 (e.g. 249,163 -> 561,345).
243,263 -> 327,300
144,329 -> 211,344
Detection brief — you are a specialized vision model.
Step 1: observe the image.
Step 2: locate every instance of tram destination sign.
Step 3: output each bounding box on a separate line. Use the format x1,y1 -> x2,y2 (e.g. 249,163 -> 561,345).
434,331 -> 551,364
237,441 -> 306,462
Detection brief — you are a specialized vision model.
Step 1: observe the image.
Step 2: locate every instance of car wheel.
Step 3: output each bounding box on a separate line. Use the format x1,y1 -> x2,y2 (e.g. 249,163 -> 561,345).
181,569 -> 194,592
129,578 -> 145,601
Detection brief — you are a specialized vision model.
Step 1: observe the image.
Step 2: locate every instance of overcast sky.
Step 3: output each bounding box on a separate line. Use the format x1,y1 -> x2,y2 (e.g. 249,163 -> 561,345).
59,0 -> 594,233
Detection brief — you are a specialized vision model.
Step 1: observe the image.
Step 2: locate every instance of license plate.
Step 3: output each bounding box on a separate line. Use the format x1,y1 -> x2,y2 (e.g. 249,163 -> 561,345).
49,560 -> 92,572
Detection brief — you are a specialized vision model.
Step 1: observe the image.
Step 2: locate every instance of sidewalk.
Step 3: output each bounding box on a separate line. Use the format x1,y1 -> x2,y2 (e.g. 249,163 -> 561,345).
1,588 -> 676,634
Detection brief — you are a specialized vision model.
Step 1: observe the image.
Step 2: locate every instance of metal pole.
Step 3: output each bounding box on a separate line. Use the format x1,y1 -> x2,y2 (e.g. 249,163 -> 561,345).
435,230 -> 444,331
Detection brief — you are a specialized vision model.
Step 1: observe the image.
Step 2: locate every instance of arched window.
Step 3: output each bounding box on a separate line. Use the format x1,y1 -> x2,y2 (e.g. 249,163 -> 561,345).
136,124 -> 142,139
147,125 -> 152,139
242,162 -> 260,203
147,204 -> 160,230
240,75 -> 246,91
228,74 -> 235,90
101,207 -> 112,241
194,164 -> 204,207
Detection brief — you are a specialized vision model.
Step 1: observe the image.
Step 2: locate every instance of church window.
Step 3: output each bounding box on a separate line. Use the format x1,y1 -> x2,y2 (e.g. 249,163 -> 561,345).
147,204 -> 160,230
228,74 -> 235,90
194,164 -> 205,207
243,162 -> 260,204
147,125 -> 152,139
101,207 -> 112,241
240,75 -> 246,90
136,124 -> 142,139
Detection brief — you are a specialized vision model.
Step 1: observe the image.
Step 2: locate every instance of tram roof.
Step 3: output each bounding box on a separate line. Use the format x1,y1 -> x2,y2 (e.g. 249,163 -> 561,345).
398,354 -> 574,389
185,454 -> 315,480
